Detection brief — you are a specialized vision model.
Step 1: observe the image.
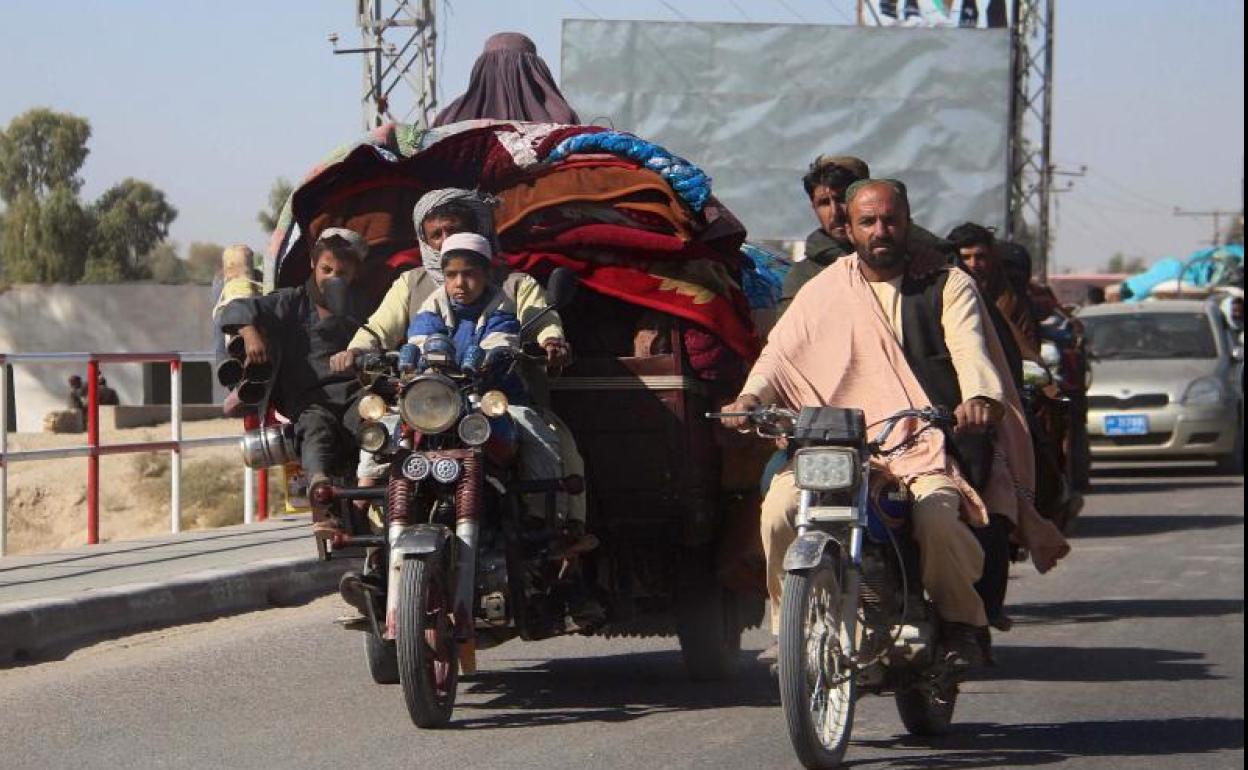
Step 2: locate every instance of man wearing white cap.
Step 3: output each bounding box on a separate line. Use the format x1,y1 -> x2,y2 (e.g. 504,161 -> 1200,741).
404,232 -> 602,626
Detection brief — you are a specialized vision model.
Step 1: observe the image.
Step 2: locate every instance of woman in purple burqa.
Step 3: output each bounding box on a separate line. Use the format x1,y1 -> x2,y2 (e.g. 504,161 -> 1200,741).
433,32 -> 581,126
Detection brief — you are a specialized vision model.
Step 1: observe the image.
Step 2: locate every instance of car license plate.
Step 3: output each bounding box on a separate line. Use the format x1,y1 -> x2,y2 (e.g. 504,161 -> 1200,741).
1104,414 -> 1149,436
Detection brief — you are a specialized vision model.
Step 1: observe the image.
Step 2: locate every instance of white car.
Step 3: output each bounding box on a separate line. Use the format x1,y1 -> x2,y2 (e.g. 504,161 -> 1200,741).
1078,299 -> 1243,473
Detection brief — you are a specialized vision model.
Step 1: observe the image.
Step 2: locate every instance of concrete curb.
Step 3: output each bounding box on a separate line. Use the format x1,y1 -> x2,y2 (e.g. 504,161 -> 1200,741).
0,555 -> 350,665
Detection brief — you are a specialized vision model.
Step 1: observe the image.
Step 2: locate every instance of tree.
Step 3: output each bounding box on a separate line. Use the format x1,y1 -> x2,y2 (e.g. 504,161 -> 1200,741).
1105,252 -> 1146,275
145,242 -> 188,284
0,187 -> 92,283
257,177 -> 293,233
0,109 -> 91,204
82,178 -> 178,282
186,241 -> 226,284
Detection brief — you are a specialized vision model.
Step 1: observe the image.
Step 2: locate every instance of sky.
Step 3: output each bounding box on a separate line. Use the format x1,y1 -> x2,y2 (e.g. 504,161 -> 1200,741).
0,0 -> 1243,273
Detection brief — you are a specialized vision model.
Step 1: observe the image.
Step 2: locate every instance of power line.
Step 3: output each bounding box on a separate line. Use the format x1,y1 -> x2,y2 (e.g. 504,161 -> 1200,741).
573,0 -> 605,20
658,0 -> 692,21
723,0 -> 748,21
776,0 -> 811,23
821,0 -> 855,25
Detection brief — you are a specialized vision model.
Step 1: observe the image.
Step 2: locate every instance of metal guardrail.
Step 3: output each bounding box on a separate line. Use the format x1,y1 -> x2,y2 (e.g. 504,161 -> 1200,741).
0,351 -> 270,556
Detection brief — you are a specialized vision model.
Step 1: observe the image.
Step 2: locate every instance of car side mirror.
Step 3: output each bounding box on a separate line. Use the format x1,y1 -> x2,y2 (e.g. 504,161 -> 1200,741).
519,268 -> 579,340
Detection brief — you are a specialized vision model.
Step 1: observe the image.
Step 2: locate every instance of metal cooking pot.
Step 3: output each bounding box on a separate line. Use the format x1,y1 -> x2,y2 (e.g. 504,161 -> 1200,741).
240,423 -> 298,469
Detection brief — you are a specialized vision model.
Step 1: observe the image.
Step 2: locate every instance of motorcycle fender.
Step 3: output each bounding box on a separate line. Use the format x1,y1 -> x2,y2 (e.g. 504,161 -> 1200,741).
783,530 -> 841,572
391,523 -> 452,563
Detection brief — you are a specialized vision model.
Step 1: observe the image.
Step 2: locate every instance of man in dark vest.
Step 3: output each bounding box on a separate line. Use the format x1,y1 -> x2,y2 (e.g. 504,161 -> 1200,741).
720,180 -> 1068,667
778,155 -> 870,315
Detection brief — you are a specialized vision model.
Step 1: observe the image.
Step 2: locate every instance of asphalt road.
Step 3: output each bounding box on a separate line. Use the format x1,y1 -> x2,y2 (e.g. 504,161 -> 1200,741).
0,465 -> 1242,769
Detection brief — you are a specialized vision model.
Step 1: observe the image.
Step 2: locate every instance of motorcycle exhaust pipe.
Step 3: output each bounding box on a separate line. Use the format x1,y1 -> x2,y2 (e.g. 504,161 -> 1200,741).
242,361 -> 273,382
216,358 -> 244,388
236,379 -> 268,406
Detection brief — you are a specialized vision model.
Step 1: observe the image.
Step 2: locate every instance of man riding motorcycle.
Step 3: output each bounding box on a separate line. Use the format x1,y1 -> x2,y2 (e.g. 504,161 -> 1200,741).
721,180 -> 1069,668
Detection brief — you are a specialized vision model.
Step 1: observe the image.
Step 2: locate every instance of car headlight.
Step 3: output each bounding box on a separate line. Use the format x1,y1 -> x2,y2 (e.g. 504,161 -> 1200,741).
356,420 -> 390,453
1182,377 -> 1225,406
794,447 -> 858,491
400,375 -> 462,433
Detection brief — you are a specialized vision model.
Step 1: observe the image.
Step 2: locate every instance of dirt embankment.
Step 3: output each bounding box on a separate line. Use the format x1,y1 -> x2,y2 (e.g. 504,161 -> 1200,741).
4,418 -> 284,555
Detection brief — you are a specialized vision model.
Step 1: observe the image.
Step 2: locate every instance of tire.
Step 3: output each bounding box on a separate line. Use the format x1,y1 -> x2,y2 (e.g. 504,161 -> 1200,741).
676,559 -> 743,681
396,557 -> 458,727
364,630 -> 399,685
778,558 -> 857,769
1214,424 -> 1243,476
895,675 -> 958,736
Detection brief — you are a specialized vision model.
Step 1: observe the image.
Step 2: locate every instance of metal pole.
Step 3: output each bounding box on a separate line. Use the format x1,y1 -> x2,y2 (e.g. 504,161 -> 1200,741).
170,358 -> 182,534
1038,0 -> 1055,280
87,359 -> 100,545
1,361 -> 9,556
244,467 -> 256,525
257,467 -> 269,521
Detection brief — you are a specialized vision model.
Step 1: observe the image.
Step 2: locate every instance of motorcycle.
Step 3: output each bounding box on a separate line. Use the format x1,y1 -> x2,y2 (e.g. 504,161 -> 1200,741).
708,404 -> 962,770
310,269 -> 592,726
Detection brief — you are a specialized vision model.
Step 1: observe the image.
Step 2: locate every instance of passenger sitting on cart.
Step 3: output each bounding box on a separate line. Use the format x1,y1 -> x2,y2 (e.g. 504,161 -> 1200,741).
331,188 -> 569,370
220,228 -> 370,539
331,188 -> 583,525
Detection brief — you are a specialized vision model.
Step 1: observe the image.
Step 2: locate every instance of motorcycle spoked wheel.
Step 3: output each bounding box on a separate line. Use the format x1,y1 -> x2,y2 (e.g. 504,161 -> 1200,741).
778,556 -> 857,770
396,557 -> 458,727
894,671 -> 958,736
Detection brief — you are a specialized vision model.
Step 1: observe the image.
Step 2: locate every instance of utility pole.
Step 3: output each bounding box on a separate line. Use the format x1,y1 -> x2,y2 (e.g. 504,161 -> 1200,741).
1005,0 -> 1056,280
1173,208 -> 1237,247
329,0 -> 438,132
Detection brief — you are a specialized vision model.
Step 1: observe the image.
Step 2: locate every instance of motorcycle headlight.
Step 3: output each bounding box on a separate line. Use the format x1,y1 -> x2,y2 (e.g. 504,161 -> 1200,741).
1182,377 -> 1225,406
356,420 -> 390,453
400,375 -> 462,433
479,389 -> 510,418
794,447 -> 858,491
457,413 -> 492,446
358,393 -> 388,422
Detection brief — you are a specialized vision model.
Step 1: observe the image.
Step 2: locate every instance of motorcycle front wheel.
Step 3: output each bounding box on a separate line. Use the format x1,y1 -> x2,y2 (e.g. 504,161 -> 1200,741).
778,556 -> 857,769
396,557 -> 458,727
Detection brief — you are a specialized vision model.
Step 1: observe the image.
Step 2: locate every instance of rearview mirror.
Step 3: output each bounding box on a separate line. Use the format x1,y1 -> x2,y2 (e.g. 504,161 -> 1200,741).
545,267 -> 578,310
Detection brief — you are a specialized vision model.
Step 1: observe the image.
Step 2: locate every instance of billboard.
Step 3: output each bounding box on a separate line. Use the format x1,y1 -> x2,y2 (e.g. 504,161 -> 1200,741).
561,19 -> 1011,243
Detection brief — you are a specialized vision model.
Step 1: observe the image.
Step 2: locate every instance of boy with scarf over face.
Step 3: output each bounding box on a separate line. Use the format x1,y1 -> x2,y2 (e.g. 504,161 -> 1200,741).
220,229 -> 371,537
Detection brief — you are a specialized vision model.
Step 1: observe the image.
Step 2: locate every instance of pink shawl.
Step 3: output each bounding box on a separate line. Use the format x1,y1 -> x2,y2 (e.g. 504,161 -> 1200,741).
753,254 -> 1069,572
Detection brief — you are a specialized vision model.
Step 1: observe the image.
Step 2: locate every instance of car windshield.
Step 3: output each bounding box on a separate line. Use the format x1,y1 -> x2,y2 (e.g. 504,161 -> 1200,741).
1083,312 -> 1218,360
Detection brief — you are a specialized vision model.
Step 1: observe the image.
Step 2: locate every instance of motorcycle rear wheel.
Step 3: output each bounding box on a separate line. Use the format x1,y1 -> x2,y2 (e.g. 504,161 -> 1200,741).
779,557 -> 857,769
894,674 -> 958,736
397,557 -> 458,727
